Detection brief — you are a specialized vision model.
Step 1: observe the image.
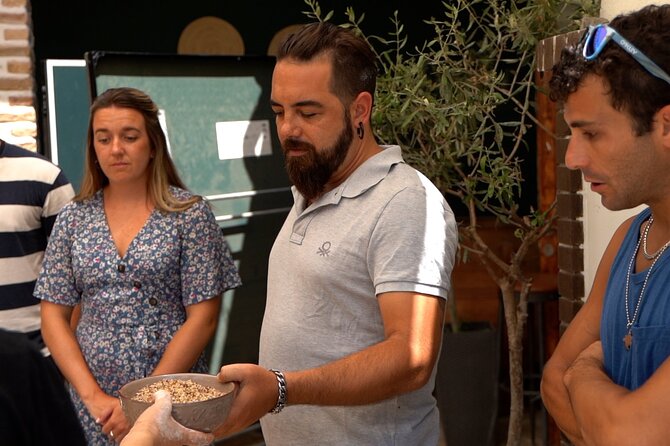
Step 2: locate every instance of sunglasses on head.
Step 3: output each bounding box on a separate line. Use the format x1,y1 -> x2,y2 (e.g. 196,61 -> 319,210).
582,24 -> 670,86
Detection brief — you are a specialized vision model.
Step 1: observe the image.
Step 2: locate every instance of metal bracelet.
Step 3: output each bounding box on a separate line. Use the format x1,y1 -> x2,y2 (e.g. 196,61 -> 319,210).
269,368 -> 287,414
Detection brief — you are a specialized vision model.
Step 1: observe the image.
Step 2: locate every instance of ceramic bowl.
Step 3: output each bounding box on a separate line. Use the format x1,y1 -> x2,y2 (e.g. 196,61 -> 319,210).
119,373 -> 235,433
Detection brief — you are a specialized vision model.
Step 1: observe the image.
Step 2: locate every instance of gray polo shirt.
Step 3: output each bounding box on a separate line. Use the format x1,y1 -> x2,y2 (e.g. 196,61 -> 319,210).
259,145 -> 457,445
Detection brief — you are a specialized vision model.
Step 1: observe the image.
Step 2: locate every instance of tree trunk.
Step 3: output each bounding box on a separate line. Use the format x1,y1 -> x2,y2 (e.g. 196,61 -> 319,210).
506,328 -> 525,445
500,283 -> 527,445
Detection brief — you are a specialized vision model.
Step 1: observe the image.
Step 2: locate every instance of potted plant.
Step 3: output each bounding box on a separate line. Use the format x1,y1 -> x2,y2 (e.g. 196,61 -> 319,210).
304,0 -> 598,444
438,285 -> 501,445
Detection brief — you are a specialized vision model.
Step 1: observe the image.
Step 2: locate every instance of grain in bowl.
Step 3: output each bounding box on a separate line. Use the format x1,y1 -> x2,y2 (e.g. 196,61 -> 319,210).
119,373 -> 235,432
133,378 -> 225,403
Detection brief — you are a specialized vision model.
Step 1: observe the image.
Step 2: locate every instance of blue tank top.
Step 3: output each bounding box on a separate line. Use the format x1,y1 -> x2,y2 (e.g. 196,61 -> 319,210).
601,207 -> 670,390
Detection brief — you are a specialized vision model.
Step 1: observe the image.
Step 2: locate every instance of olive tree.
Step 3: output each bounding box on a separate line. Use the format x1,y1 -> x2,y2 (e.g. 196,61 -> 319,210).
305,0 -> 598,443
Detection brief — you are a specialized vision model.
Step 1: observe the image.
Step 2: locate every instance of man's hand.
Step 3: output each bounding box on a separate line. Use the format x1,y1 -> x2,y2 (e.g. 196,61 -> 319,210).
564,341 -> 604,388
120,390 -> 214,446
214,363 -> 279,437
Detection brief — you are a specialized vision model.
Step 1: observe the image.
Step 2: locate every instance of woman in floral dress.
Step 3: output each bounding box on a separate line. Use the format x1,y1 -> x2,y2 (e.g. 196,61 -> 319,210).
35,87 -> 241,445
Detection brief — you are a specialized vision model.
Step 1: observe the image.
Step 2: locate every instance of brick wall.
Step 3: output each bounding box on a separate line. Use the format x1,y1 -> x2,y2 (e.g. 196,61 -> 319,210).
536,30 -> 585,332
0,0 -> 35,150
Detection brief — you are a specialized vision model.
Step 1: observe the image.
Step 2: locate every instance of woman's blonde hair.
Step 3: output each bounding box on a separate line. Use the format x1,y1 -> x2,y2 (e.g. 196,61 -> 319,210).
75,87 -> 200,212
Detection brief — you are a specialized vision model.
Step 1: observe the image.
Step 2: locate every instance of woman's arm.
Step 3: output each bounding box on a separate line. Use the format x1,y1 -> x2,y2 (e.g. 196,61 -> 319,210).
151,296 -> 222,375
41,301 -> 129,439
151,199 -> 238,376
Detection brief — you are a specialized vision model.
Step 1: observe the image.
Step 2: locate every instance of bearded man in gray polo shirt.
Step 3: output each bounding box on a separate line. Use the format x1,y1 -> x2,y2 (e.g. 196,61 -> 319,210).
217,22 -> 458,445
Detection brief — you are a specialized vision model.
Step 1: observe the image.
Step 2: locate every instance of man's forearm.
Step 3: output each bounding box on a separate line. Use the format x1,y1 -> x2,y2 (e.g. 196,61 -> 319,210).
564,352 -> 628,445
287,332 -> 436,406
541,364 -> 584,444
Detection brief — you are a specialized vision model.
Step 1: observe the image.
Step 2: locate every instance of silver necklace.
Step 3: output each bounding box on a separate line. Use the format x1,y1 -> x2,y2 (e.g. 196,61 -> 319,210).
623,216 -> 669,350
642,215 -> 670,260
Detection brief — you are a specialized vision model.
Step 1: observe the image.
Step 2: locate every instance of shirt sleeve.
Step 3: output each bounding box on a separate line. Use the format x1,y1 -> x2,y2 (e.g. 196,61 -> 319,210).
41,170 -> 75,238
369,184 -> 457,299
179,200 -> 241,306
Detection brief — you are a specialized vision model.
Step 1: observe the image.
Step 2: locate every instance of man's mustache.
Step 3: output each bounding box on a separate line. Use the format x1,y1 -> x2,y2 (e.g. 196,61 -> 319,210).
283,138 -> 316,153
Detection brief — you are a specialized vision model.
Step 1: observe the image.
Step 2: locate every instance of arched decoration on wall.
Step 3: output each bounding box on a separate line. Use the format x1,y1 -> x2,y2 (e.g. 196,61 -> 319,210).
267,24 -> 303,56
177,16 -> 245,55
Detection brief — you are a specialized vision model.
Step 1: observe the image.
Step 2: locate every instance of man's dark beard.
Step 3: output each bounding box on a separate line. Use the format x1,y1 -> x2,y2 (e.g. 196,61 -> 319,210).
283,117 -> 353,202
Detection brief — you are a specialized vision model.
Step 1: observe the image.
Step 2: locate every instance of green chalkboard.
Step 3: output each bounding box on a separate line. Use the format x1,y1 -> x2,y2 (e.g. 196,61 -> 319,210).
43,59 -> 90,191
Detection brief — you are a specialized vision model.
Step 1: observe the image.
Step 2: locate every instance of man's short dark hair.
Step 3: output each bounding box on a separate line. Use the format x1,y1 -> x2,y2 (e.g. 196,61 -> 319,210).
550,4 -> 670,135
277,22 -> 378,106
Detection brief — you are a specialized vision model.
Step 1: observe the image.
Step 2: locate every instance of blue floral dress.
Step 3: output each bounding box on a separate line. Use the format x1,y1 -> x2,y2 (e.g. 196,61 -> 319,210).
34,187 -> 241,445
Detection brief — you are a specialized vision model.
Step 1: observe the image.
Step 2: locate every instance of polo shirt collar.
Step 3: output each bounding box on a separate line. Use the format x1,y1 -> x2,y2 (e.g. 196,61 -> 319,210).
291,145 -> 404,212
339,145 -> 404,198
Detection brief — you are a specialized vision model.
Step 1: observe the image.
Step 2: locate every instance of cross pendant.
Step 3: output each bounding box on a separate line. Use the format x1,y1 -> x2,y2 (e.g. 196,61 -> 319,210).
623,332 -> 633,350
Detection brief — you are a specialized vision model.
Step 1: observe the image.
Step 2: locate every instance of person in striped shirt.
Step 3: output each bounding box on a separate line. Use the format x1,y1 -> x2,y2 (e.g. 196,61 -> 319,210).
0,139 -> 74,354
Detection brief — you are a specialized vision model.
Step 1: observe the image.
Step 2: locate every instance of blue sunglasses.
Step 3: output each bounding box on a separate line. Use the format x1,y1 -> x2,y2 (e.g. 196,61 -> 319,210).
582,24 -> 670,86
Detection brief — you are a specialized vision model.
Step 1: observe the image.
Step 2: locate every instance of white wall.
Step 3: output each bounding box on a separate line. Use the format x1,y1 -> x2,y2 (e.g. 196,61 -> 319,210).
581,0 -> 665,298
600,0 -> 667,19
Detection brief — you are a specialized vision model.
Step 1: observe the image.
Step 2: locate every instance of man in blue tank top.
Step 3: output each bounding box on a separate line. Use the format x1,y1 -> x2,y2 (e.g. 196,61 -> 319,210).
541,5 -> 670,445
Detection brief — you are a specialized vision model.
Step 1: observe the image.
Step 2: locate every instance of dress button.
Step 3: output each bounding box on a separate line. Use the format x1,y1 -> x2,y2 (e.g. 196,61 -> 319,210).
117,264 -> 126,273
133,281 -> 142,289
149,297 -> 158,306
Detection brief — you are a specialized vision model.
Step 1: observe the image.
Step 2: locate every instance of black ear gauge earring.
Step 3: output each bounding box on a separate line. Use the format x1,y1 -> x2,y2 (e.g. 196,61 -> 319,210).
356,122 -> 364,139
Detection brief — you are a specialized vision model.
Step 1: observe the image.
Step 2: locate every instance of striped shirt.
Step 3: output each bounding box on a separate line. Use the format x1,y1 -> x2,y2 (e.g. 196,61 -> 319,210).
0,141 -> 74,336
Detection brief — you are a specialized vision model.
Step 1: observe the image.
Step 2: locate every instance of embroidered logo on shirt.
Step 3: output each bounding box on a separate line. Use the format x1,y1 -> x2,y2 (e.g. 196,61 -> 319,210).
317,241 -> 332,257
